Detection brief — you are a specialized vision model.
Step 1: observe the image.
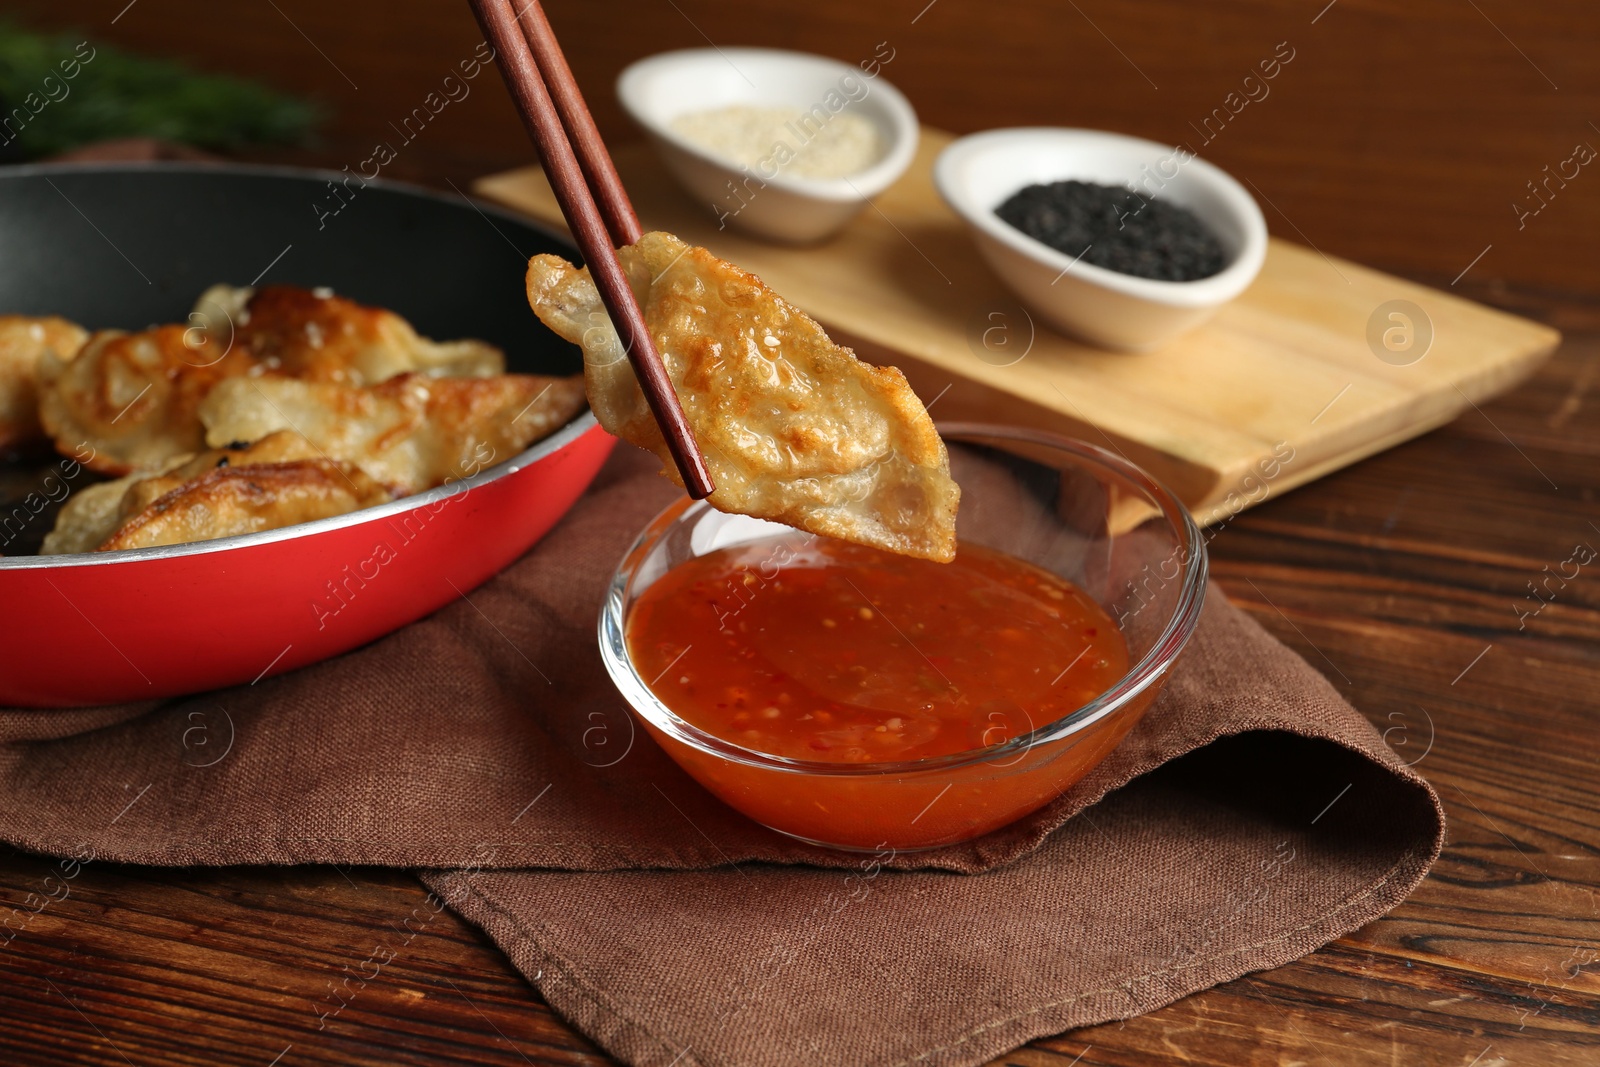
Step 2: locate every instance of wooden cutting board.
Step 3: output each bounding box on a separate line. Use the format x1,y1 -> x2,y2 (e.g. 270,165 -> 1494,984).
474,128 -> 1560,525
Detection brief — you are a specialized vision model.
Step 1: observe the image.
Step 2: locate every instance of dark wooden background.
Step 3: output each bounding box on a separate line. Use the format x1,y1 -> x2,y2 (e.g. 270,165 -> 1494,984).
3,1 -> 1599,1064
12,0 -> 1600,296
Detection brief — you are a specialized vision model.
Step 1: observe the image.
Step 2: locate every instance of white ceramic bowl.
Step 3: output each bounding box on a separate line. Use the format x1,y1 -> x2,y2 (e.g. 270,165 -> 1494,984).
935,128 -> 1268,351
617,47 -> 919,243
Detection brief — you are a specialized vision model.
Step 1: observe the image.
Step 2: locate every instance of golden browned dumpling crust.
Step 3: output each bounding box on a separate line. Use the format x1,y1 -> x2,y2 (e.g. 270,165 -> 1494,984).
41,430 -> 389,554
196,284 -> 505,384
97,459 -> 390,552
36,325 -> 257,476
525,231 -> 958,562
197,371 -> 588,496
37,287 -> 513,477
0,316 -> 89,450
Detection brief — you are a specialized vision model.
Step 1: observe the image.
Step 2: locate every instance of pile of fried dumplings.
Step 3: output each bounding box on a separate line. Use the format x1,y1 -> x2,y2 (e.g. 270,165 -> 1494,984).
0,285 -> 586,554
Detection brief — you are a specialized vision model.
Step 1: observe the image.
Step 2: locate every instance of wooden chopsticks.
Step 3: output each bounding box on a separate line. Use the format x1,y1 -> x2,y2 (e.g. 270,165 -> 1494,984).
513,1 -> 640,248
468,0 -> 714,499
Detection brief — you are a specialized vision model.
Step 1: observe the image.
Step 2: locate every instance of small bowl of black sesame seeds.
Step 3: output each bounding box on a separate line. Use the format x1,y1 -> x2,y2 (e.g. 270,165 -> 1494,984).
935,128 -> 1267,350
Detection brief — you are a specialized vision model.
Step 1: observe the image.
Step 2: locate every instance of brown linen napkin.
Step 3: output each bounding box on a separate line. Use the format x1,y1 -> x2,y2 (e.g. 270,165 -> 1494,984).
0,447 -> 1443,1066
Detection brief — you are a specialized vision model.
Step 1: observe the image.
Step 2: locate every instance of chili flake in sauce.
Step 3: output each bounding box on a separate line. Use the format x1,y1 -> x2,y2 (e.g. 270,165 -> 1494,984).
626,535 -> 1129,763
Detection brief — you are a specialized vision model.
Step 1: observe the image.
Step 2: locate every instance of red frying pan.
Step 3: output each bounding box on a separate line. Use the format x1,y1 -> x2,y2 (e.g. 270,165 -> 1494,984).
0,164 -> 611,708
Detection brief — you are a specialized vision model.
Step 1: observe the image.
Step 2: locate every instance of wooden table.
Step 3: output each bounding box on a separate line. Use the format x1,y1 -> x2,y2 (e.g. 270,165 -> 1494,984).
4,1 -> 1599,1063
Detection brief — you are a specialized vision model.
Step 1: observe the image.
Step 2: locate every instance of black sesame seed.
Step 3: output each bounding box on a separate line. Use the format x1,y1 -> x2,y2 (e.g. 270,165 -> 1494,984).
994,179 -> 1227,282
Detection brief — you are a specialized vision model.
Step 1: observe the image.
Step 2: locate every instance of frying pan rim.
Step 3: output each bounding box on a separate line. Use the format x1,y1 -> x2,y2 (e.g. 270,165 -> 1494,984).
0,160 -> 604,572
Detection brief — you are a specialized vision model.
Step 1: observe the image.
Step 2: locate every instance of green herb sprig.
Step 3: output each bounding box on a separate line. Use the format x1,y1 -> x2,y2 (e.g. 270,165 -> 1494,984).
0,21 -> 319,158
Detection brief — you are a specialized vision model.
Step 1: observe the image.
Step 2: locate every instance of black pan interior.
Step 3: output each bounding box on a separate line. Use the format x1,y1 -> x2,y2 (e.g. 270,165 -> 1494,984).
0,163 -> 582,374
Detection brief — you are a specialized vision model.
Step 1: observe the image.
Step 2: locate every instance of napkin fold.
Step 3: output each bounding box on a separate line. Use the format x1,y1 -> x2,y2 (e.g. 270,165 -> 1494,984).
0,448 -> 1443,1067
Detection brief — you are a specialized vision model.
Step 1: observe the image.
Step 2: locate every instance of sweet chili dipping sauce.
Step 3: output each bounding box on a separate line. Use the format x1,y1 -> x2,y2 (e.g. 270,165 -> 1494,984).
625,534 -> 1135,850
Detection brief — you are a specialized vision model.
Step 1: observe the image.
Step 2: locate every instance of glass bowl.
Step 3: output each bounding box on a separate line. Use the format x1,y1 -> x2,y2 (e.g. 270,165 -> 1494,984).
598,423 -> 1208,851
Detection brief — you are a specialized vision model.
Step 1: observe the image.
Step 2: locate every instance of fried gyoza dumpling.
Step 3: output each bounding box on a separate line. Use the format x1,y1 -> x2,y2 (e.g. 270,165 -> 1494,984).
41,430 -> 325,553
40,430 -> 390,554
0,316 -> 89,449
525,231 -> 959,561
193,285 -> 505,384
37,287 -> 512,477
36,476 -> 135,555
36,325 -> 258,475
197,372 -> 587,496
99,460 -> 390,552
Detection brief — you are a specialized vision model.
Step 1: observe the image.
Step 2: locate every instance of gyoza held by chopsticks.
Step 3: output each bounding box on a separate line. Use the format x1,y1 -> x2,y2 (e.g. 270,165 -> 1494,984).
526,231 -> 960,562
